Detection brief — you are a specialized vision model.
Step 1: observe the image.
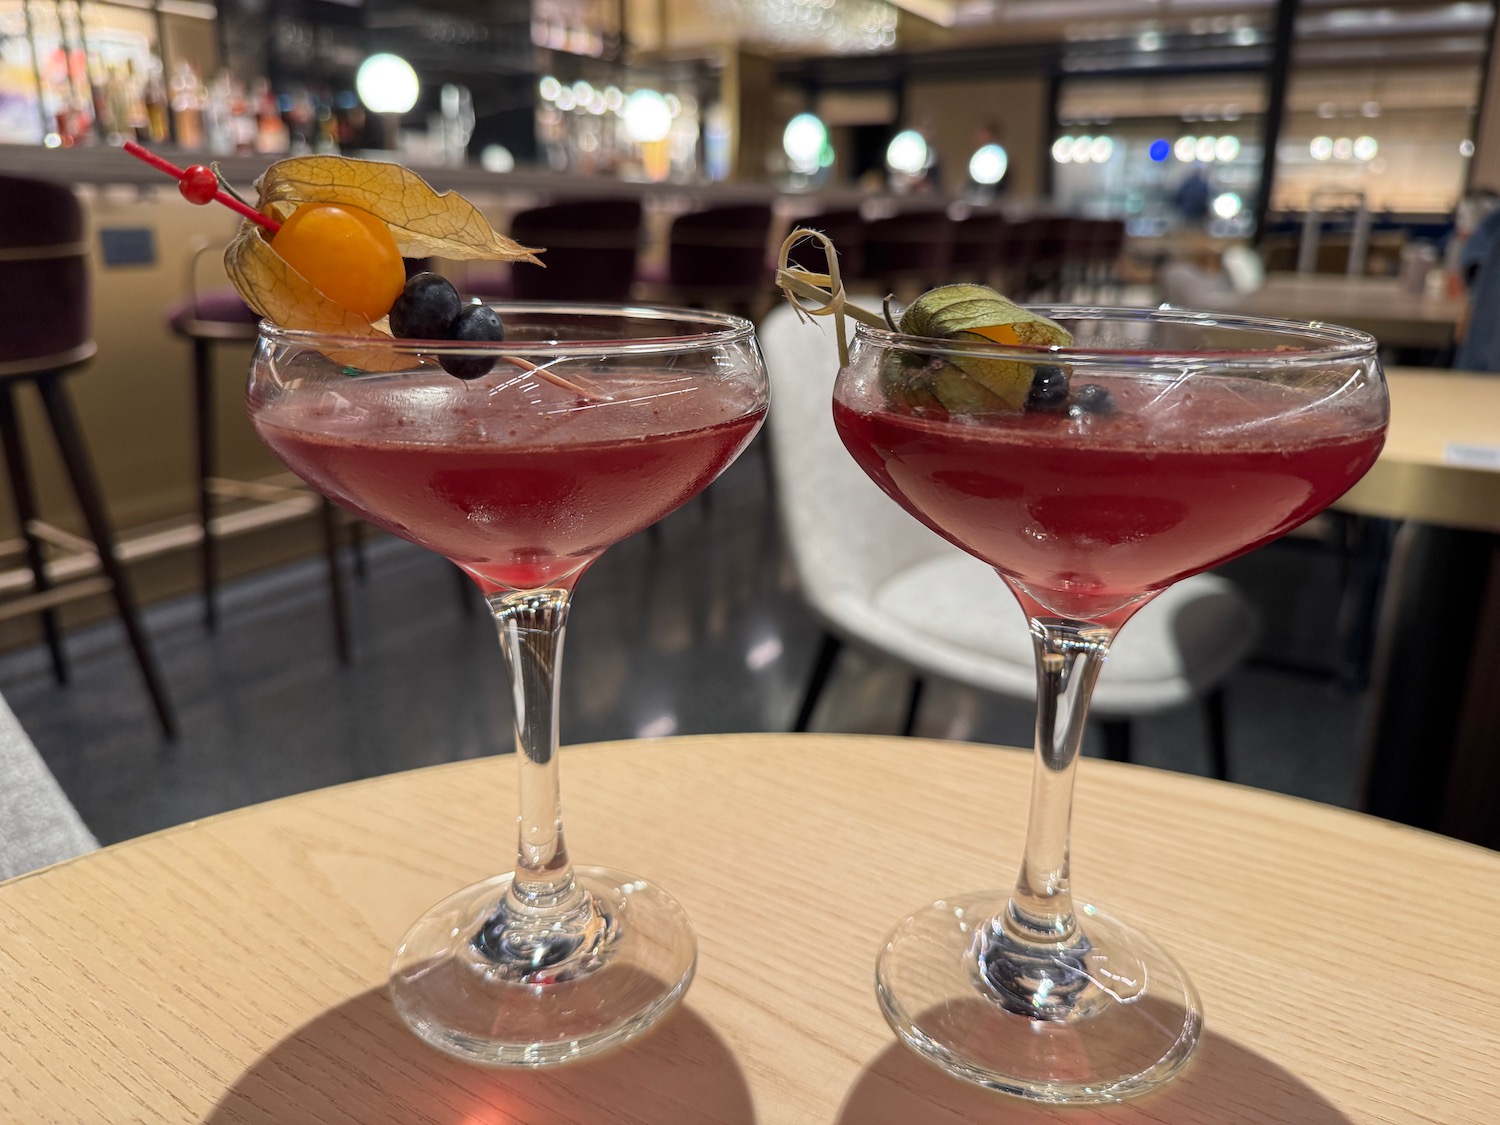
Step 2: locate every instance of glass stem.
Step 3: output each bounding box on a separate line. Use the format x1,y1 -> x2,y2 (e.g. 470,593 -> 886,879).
1003,618 -> 1115,948
490,587 -> 582,914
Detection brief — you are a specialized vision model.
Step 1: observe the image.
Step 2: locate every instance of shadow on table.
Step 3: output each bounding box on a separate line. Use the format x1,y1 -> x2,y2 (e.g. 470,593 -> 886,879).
205,986 -> 754,1125
836,1014 -> 1356,1124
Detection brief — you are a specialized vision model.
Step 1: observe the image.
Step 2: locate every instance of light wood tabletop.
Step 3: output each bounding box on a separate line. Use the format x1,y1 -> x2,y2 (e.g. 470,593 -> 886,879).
1336,366 -> 1500,534
2,733 -> 1497,1124
1194,273 -> 1464,350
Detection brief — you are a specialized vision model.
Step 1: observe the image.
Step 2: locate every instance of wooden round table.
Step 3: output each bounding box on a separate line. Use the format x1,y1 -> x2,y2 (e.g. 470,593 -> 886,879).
2,733 -> 1497,1123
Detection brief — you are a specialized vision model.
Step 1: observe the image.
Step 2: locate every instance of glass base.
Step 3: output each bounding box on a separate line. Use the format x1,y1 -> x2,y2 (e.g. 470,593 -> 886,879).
390,866 -> 696,1067
875,892 -> 1201,1104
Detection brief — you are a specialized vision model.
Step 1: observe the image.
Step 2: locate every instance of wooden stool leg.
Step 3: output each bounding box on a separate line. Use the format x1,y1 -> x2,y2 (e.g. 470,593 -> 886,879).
36,376 -> 177,739
0,382 -> 69,685
191,336 -> 219,631
319,498 -> 353,664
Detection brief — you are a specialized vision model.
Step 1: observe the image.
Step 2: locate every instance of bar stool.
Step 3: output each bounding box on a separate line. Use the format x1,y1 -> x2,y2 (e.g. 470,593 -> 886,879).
949,209 -> 1007,285
858,209 -> 955,297
0,173 -> 176,738
784,208 -> 866,281
510,199 -> 642,302
638,203 -> 775,316
166,244 -> 353,662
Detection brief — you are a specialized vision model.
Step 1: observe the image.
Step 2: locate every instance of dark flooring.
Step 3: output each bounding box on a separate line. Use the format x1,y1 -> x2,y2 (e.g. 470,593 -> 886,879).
0,450 -> 1372,847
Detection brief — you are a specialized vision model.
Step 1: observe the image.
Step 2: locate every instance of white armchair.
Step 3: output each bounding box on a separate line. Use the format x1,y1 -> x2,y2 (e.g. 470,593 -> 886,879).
759,301 -> 1261,777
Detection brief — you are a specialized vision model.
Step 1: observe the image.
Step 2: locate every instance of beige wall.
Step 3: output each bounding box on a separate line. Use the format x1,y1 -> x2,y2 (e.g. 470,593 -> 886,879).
904,75 -> 1050,203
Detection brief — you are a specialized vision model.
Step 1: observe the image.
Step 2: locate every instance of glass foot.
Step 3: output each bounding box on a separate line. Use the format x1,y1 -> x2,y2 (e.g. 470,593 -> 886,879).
875,892 -> 1201,1104
390,866 -> 696,1067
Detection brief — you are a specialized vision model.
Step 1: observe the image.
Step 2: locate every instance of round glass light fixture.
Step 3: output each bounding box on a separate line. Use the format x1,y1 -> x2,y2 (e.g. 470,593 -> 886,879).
1462,139 -> 1476,157
603,85 -> 624,113
887,129 -> 929,175
1310,135 -> 1334,161
356,53 -> 419,115
1174,136 -> 1197,162
572,80 -> 593,103
1212,192 -> 1242,219
784,113 -> 828,174
1214,135 -> 1240,161
538,76 -> 561,102
1332,137 -> 1354,160
968,143 -> 1009,184
1052,135 -> 1075,163
1070,135 -> 1093,163
624,89 -> 672,143
1195,135 -> 1217,162
480,144 -> 515,173
1353,135 -> 1378,161
1089,136 -> 1114,163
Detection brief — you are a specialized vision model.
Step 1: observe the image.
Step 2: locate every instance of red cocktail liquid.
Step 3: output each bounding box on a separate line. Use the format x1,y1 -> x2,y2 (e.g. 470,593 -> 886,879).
834,372 -> 1385,624
254,371 -> 765,592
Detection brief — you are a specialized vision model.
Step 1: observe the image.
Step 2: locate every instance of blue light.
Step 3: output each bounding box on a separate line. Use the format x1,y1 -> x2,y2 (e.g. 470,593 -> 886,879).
1149,139 -> 1171,162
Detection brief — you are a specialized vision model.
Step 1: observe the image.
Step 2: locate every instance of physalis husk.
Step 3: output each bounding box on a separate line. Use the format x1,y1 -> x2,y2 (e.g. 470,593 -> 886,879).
892,284 -> 1072,412
224,155 -> 541,347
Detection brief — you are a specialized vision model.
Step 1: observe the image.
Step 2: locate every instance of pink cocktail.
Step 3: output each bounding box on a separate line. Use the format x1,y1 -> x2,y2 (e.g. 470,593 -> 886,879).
248,304 -> 767,1067
831,307 -> 1387,1103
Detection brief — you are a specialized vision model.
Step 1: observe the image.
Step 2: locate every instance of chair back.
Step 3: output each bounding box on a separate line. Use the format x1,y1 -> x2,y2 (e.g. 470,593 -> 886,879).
668,204 -> 774,291
949,210 -> 1006,281
784,209 -> 867,280
0,175 -> 91,372
859,209 -> 954,288
759,302 -> 960,613
509,199 -> 642,302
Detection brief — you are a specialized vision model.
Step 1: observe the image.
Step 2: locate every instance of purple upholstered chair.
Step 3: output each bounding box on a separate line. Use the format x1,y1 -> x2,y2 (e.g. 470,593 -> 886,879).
507,199 -> 642,302
639,203 -> 775,315
0,174 -> 175,737
784,208 -> 867,281
166,243 -> 353,661
857,209 -> 955,294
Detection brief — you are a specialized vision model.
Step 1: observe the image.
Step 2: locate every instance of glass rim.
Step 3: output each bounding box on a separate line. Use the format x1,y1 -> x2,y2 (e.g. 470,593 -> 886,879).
256,301 -> 757,359
853,303 -> 1381,369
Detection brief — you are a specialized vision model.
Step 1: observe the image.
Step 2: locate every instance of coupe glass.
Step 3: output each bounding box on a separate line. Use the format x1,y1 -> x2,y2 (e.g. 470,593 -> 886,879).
247,304 -> 767,1066
832,307 -> 1387,1102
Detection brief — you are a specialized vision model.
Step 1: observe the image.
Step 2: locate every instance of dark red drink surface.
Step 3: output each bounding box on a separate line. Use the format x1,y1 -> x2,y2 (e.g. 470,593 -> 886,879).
834,372 -> 1385,622
253,371 -> 764,592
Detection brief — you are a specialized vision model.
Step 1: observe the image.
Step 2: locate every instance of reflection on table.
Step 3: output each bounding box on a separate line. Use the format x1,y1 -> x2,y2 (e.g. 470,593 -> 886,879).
1,733 -> 1497,1122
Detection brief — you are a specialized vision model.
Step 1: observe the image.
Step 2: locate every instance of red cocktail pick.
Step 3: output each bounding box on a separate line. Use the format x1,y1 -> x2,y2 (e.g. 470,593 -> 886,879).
121,140 -> 281,235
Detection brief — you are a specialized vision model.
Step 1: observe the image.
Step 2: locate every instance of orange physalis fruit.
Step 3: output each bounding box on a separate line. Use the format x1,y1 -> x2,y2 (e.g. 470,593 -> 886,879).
270,202 -> 406,322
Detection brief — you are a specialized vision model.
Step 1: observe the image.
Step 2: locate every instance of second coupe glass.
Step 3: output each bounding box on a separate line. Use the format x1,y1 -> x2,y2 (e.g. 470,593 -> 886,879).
833,307 -> 1387,1102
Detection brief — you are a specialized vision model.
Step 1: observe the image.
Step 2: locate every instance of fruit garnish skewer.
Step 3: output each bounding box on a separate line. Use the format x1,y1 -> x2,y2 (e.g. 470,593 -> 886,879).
775,227 -> 1118,417
119,143 -> 601,396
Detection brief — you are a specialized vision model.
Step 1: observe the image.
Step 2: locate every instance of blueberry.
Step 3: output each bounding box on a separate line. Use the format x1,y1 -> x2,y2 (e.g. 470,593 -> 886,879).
440,303 -> 507,381
389,272 -> 462,340
1027,364 -> 1070,412
1068,383 -> 1115,418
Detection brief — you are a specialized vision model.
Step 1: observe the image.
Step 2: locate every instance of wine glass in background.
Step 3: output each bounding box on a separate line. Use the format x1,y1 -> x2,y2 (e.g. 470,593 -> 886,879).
832,307 -> 1387,1102
248,304 -> 767,1066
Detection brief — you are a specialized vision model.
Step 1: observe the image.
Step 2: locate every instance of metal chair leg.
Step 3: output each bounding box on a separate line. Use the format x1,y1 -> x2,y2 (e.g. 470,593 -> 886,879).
900,676 -> 926,736
190,336 -> 218,631
794,631 -> 843,732
318,498 -> 353,664
1101,718 -> 1132,763
1205,687 -> 1230,781
0,381 -> 68,684
37,375 -> 178,740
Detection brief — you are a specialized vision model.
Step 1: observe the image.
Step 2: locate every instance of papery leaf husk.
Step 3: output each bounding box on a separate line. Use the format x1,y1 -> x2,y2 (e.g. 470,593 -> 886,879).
255,155 -> 543,265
